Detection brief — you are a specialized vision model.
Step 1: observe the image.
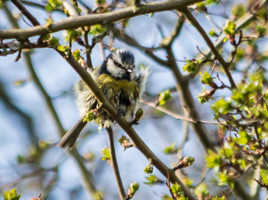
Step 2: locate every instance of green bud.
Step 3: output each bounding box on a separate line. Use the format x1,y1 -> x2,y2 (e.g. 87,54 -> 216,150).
158,90 -> 172,106
163,143 -> 177,155
128,182 -> 139,198
101,148 -> 111,161
4,188 -> 21,200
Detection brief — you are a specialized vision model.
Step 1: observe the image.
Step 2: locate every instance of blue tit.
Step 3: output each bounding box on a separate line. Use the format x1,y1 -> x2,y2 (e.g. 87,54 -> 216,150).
58,49 -> 148,148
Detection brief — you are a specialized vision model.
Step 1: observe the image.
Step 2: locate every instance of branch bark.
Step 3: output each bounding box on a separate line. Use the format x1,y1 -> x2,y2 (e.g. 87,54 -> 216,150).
0,0 -> 203,39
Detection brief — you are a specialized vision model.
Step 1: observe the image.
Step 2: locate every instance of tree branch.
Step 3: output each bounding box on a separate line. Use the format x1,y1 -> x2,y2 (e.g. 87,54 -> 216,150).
180,8 -> 236,89
11,0 -> 40,26
0,0 -> 203,39
106,127 -> 126,200
140,99 -> 219,125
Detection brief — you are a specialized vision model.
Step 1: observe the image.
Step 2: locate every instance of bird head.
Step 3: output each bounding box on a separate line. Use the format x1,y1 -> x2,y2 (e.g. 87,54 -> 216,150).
105,49 -> 136,80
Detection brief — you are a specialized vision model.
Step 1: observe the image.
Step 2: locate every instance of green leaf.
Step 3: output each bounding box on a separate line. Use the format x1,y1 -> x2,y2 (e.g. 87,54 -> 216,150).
218,172 -> 228,185
236,130 -> 249,145
260,169 -> 268,185
256,25 -> 266,36
232,4 -> 246,18
212,196 -> 226,200
220,147 -> 233,158
93,192 -> 103,200
83,111 -> 96,122
101,148 -> 111,161
201,72 -> 213,85
144,163 -> 153,174
89,24 -> 106,35
205,0 -> 220,5
96,0 -> 106,5
206,150 -> 221,168
235,48 -> 245,61
163,143 -> 177,155
183,59 -> 201,74
184,177 -> 193,187
224,20 -> 236,36
237,159 -> 246,170
158,90 -> 172,106
144,175 -> 162,185
45,0 -> 62,12
209,29 -> 218,37
128,182 -> 139,197
48,37 -> 59,47
45,17 -> 53,27
57,45 -> 69,53
162,195 -> 173,200
13,79 -> 27,87
170,183 -> 186,199
16,155 -> 25,164
196,2 -> 206,10
72,49 -> 81,61
4,189 -> 21,200
65,29 -> 82,41
198,89 -> 214,104
218,172 -> 233,187
211,98 -> 232,117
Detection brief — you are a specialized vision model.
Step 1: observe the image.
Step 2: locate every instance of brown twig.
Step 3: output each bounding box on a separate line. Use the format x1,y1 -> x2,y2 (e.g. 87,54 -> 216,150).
11,0 -> 40,26
180,8 -> 236,89
141,99 -> 219,125
106,127 -> 126,200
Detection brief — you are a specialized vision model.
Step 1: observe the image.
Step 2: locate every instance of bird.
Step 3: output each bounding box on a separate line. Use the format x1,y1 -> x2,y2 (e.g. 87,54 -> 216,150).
57,49 -> 148,148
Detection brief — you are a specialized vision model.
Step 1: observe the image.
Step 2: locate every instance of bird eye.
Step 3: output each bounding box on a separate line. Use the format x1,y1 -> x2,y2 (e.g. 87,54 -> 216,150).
113,60 -> 125,69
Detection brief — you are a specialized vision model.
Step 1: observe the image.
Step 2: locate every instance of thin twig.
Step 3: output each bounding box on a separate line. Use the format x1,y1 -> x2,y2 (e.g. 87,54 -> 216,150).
11,0 -> 40,26
141,99 -> 219,125
185,0 -> 268,79
106,127 -> 126,200
180,8 -> 236,89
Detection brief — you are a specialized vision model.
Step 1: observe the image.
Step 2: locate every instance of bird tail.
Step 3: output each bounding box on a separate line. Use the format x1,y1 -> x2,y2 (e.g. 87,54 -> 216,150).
137,65 -> 150,97
57,118 -> 87,148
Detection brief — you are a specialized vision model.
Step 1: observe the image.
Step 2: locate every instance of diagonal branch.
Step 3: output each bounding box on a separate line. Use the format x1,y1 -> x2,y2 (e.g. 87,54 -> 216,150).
180,8 -> 237,89
165,46 -> 214,151
11,0 -> 40,26
0,0 -> 203,39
